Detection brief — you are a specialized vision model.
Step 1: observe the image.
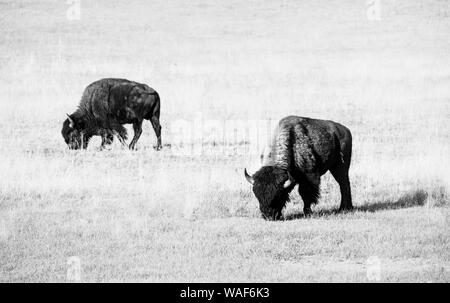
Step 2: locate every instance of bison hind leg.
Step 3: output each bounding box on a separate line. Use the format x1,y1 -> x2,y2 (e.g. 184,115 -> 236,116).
330,164 -> 353,212
150,116 -> 162,150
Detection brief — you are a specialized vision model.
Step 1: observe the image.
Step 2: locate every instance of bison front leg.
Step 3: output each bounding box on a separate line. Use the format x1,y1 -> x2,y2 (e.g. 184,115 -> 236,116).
100,130 -> 114,150
298,174 -> 321,216
129,120 -> 143,150
112,124 -> 128,148
81,135 -> 90,149
116,133 -> 128,148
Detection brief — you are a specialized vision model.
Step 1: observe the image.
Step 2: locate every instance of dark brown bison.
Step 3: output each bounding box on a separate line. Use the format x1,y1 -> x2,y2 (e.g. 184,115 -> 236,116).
62,78 -> 162,150
245,116 -> 352,220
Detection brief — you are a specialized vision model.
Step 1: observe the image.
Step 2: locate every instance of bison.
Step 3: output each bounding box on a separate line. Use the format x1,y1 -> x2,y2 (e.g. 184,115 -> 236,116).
62,78 -> 162,150
244,116 -> 352,220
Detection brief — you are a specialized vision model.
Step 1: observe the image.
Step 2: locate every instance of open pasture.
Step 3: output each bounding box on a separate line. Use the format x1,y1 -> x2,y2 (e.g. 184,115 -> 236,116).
0,0 -> 449,282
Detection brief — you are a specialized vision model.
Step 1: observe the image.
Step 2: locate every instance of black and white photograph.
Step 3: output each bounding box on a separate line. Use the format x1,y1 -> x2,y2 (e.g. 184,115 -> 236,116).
0,0 -> 449,284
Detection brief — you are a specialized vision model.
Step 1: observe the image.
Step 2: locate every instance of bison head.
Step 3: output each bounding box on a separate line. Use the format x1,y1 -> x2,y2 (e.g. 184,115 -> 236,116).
245,166 -> 295,220
62,114 -> 88,150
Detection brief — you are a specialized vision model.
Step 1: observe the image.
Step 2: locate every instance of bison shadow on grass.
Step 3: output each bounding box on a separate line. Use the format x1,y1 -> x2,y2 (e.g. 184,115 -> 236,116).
283,189 -> 429,220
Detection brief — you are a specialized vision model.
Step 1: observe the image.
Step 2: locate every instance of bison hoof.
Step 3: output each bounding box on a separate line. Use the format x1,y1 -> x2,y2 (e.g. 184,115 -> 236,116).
303,208 -> 312,216
153,145 -> 162,151
338,205 -> 353,212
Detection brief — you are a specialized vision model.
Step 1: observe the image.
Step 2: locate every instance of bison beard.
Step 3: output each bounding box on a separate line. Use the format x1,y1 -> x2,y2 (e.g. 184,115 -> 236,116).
245,116 -> 352,220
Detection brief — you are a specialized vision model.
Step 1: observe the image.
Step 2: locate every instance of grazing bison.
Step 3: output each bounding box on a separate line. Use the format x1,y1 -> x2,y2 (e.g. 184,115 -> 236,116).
62,78 -> 162,150
244,116 -> 352,220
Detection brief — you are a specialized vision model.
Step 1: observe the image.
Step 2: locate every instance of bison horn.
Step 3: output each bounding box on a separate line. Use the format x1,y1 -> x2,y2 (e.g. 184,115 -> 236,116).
283,172 -> 294,188
66,114 -> 75,128
244,168 -> 254,185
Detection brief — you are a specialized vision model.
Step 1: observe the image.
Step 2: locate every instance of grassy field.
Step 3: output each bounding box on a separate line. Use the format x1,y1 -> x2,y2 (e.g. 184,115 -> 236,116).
0,0 -> 449,282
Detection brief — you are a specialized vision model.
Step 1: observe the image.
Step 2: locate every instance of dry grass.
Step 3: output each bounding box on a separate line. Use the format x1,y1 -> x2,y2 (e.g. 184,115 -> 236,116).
0,0 -> 449,282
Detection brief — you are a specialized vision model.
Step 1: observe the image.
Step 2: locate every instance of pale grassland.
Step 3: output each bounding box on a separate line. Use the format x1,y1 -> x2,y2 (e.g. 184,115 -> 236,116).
0,0 -> 449,282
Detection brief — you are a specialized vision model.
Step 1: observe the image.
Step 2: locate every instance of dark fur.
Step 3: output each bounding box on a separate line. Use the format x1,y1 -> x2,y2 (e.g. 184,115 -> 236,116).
247,116 -> 353,220
252,166 -> 295,220
62,78 -> 162,150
